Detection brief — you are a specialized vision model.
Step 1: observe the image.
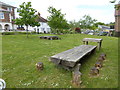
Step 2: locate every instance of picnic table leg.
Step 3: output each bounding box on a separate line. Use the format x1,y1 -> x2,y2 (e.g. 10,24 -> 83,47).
99,41 -> 102,50
83,41 -> 85,44
50,37 -> 53,40
49,37 -> 53,40
98,42 -> 102,50
86,41 -> 88,45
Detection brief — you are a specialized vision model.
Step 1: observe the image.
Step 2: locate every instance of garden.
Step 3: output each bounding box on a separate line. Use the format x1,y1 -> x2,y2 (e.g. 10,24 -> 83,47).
2,34 -> 118,88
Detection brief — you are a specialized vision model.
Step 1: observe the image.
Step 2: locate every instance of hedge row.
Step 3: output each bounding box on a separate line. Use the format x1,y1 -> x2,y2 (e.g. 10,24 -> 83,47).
1,31 -> 36,35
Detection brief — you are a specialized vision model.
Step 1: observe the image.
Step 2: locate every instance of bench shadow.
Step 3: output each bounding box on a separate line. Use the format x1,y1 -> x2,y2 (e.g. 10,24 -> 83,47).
78,48 -> 96,68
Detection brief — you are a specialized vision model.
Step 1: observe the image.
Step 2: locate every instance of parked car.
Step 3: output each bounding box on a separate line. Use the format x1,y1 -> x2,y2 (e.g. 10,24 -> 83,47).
88,33 -> 94,35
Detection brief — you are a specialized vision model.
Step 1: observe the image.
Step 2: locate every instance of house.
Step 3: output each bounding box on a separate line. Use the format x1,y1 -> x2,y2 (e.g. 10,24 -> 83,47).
0,1 -> 50,33
114,1 -> 120,37
0,1 -> 17,31
23,13 -> 51,33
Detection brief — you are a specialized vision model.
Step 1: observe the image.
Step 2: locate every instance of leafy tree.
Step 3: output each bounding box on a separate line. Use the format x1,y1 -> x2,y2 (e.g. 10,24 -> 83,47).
109,22 -> 115,25
14,2 -> 40,37
79,15 -> 97,30
47,6 -> 68,34
68,20 -> 81,33
94,22 -> 105,27
110,0 -> 120,10
69,20 -> 80,29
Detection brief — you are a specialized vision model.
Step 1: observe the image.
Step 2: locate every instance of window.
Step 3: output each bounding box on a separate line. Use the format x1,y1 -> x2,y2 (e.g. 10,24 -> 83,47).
11,16 -> 13,19
41,28 -> 45,31
47,28 -> 50,30
0,12 -> 4,19
7,7 -> 12,11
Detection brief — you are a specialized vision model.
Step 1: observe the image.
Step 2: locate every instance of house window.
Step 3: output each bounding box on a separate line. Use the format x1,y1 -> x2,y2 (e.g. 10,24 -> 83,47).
0,12 -> 4,19
47,28 -> 50,31
7,7 -> 12,11
41,28 -> 45,31
11,16 -> 13,19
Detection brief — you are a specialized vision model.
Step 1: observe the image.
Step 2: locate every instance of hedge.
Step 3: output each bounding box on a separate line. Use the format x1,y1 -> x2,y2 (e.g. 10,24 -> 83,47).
1,31 -> 36,35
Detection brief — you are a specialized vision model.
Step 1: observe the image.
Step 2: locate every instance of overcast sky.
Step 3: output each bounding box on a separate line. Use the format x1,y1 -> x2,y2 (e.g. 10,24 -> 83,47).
1,0 -> 118,23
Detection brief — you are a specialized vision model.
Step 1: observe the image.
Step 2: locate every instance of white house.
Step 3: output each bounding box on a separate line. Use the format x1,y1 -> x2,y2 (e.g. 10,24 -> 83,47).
23,13 -> 51,33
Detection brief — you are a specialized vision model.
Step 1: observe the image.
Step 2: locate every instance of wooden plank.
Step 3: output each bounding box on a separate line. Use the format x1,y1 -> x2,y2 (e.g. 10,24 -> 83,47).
83,38 -> 102,43
39,36 -> 60,40
50,45 -> 97,67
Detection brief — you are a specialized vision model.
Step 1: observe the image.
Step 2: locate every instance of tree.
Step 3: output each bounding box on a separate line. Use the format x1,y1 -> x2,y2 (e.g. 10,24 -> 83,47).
110,0 -> 120,10
110,0 -> 116,3
79,15 -> 97,30
94,22 -> 105,27
69,20 -> 80,29
14,2 -> 40,37
47,6 -> 68,34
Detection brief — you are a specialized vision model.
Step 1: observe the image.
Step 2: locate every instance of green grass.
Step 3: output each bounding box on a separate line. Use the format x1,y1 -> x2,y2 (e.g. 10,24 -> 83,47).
2,34 -> 118,88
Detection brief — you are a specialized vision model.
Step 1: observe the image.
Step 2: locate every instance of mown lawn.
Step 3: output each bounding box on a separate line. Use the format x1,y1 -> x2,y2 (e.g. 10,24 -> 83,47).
2,34 -> 118,88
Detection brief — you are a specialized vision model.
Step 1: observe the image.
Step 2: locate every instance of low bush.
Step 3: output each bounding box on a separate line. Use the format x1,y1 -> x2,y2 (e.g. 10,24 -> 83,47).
2,31 -> 36,35
2,32 -> 15,35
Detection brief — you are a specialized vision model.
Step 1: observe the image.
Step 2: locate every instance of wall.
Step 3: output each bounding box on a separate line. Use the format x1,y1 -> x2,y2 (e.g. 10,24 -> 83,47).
0,22 -> 13,30
23,22 -> 51,33
115,4 -> 120,37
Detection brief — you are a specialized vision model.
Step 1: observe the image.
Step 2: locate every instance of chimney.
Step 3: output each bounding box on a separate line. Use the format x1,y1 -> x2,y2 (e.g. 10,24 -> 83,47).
38,12 -> 41,16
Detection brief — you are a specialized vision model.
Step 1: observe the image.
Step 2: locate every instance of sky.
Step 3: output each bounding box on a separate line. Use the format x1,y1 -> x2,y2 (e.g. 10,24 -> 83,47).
0,0 -> 119,24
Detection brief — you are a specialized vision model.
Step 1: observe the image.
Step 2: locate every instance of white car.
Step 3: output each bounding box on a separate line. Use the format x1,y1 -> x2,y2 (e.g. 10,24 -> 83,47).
88,33 -> 94,35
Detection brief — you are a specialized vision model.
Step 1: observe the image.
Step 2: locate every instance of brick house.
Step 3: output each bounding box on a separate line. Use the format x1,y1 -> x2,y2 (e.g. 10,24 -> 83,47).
115,2 -> 120,37
0,1 -> 17,31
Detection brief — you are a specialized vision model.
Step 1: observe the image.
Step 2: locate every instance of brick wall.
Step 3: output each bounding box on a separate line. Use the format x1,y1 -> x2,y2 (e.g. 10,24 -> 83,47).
115,4 -> 120,34
114,4 -> 120,36
115,16 -> 120,32
0,6 -> 15,23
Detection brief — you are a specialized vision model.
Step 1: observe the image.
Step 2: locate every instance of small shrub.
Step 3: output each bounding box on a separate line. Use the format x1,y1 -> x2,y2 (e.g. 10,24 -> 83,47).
2,32 -> 16,35
2,31 -> 36,35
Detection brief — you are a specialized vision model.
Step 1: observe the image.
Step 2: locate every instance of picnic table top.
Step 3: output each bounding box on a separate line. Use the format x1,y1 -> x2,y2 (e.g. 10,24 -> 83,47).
51,45 -> 97,65
83,38 -> 102,42
40,36 -> 58,38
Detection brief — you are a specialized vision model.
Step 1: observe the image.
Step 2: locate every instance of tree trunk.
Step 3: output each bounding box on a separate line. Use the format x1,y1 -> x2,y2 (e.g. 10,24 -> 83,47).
26,26 -> 28,38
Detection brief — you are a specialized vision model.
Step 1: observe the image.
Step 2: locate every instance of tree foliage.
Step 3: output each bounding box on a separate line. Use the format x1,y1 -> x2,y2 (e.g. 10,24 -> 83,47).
79,15 -> 97,30
110,0 -> 120,10
47,6 -> 68,34
69,20 -> 80,29
14,2 -> 40,37
94,22 -> 105,27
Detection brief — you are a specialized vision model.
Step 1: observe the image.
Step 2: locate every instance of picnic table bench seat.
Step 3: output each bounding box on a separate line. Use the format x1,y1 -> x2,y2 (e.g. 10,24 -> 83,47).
50,45 -> 97,70
39,36 -> 60,40
83,38 -> 103,50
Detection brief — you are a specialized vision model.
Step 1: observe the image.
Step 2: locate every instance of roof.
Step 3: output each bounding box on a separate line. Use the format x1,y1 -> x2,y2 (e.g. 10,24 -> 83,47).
0,1 -> 16,8
37,15 -> 47,22
98,25 -> 110,30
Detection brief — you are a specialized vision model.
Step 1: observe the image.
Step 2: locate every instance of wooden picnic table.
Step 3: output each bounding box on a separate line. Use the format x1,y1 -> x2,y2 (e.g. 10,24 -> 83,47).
39,36 -> 60,40
50,45 -> 97,70
83,38 -> 103,50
